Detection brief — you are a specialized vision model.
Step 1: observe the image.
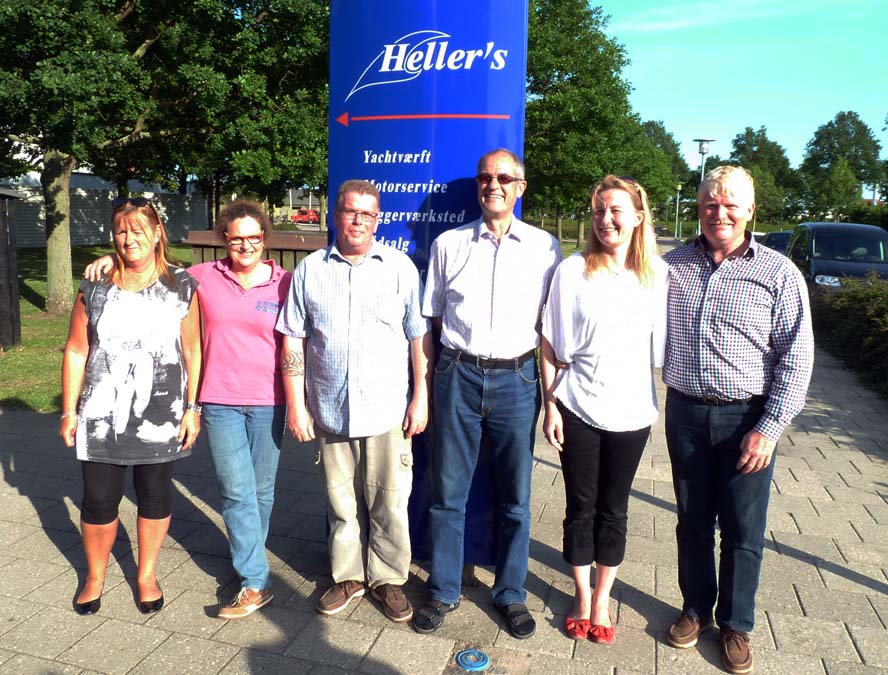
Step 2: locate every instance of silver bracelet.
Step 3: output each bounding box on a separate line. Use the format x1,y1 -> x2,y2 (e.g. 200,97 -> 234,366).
61,412 -> 78,419
186,403 -> 202,415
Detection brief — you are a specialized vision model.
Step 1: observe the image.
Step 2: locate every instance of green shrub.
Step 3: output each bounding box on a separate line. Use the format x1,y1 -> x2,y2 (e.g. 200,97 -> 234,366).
810,273 -> 888,397
845,203 -> 888,232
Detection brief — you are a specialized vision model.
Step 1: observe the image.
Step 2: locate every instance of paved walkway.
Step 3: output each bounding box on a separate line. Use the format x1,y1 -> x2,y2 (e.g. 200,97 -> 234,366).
1,356 -> 887,674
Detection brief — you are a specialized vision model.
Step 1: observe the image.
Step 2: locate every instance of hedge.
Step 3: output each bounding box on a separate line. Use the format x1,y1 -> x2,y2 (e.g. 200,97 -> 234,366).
810,273 -> 888,397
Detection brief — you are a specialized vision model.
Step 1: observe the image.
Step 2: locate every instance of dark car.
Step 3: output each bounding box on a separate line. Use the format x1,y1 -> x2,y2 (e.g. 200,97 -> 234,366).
785,222 -> 888,289
759,230 -> 792,254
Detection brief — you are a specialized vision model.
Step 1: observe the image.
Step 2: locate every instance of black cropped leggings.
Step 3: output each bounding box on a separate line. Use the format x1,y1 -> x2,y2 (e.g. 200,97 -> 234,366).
80,461 -> 175,525
557,401 -> 649,567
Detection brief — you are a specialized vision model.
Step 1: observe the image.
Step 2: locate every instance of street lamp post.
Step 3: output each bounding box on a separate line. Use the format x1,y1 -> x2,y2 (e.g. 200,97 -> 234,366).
674,183 -> 682,239
693,138 -> 715,235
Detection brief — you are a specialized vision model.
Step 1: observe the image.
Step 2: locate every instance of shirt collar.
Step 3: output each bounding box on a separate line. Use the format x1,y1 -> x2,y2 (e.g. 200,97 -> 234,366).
693,231 -> 757,262
474,217 -> 526,243
326,239 -> 386,264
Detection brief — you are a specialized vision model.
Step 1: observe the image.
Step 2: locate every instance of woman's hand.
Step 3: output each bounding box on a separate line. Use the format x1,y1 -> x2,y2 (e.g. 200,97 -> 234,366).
83,254 -> 115,281
60,414 -> 78,448
178,409 -> 201,450
543,401 -> 564,452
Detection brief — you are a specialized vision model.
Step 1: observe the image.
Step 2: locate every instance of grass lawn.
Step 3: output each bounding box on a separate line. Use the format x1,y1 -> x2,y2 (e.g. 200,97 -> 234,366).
0,244 -> 191,412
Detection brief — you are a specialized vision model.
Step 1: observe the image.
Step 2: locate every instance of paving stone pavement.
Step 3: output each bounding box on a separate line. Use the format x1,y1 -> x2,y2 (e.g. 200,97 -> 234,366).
1,350 -> 887,674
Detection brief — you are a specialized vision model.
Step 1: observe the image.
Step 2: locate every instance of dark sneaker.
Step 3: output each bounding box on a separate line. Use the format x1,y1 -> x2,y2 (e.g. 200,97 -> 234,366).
665,612 -> 715,648
316,580 -> 365,615
721,628 -> 753,674
371,584 -> 413,622
217,588 -> 273,619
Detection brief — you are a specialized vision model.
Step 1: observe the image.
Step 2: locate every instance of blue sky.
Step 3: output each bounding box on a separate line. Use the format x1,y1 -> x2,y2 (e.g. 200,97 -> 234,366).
600,0 -> 887,170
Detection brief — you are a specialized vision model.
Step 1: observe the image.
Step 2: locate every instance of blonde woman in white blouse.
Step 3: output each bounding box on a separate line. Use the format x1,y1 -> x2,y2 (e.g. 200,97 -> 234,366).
540,175 -> 668,644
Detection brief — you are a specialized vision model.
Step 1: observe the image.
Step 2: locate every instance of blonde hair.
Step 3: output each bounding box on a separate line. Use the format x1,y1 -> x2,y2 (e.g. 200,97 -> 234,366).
110,200 -> 176,285
583,175 -> 658,288
699,165 -> 755,203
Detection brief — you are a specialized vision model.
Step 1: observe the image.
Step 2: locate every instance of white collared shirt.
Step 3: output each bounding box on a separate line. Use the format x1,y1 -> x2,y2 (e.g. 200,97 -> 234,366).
423,218 -> 562,358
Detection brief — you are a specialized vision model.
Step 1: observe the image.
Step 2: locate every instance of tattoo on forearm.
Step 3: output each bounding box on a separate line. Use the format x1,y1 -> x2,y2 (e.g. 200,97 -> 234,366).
281,349 -> 305,376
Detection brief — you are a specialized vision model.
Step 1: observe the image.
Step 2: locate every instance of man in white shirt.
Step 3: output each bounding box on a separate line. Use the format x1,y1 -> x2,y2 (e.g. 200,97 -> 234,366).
414,149 -> 562,639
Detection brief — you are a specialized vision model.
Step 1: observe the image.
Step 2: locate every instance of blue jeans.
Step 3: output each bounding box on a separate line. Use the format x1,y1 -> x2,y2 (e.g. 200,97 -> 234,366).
665,391 -> 774,632
203,404 -> 284,590
428,352 -> 540,606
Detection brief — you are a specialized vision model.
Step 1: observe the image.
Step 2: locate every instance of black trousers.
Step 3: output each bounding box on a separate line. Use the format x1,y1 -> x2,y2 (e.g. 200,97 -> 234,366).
81,461 -> 175,525
557,401 -> 649,567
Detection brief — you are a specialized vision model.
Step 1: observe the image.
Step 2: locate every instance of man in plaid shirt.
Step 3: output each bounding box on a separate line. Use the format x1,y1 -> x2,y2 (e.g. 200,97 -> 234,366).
661,166 -> 813,675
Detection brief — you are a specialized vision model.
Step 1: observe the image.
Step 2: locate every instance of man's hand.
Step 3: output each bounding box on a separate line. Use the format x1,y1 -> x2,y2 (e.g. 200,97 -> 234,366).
543,402 -> 564,452
402,396 -> 429,439
84,254 -> 115,281
737,429 -> 777,474
288,405 -> 315,442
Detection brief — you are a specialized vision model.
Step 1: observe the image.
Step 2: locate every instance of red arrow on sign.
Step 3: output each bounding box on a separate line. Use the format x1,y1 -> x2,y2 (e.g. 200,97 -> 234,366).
335,112 -> 510,127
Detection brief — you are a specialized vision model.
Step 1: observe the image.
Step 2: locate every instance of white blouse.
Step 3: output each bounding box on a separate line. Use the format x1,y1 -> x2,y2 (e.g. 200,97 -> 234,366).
542,253 -> 669,432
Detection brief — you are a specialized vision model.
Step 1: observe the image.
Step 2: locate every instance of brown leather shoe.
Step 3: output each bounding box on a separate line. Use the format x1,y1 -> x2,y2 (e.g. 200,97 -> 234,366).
217,588 -> 273,619
721,628 -> 753,674
316,580 -> 365,615
665,612 -> 715,648
371,583 -> 414,622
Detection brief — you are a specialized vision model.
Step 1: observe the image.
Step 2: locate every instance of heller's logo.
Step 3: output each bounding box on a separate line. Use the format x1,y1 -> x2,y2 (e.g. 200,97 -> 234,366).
346,30 -> 508,102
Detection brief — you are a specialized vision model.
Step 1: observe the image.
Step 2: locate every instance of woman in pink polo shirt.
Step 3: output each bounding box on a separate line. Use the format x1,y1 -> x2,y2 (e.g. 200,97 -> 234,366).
87,199 -> 290,620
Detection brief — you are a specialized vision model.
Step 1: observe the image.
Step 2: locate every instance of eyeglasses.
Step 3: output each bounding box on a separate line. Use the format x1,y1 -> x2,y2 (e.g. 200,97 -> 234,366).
111,196 -> 153,210
339,208 -> 378,224
225,233 -> 264,247
476,173 -> 525,186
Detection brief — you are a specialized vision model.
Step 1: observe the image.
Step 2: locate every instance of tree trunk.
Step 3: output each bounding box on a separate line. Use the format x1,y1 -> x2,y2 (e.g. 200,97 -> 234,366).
319,192 -> 328,232
41,149 -> 76,315
555,207 -> 563,241
206,177 -> 215,229
576,210 -> 585,249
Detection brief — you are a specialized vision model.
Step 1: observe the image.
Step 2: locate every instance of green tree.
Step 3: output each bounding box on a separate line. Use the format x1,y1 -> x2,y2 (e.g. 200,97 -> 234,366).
642,120 -> 692,187
806,157 -> 859,220
730,126 -> 794,186
801,111 -> 882,190
0,0 -> 327,314
524,0 -> 634,218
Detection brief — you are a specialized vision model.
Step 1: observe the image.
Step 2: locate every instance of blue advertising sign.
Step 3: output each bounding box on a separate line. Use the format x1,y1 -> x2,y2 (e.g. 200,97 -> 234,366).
329,1 -> 529,271
329,2 -> 530,566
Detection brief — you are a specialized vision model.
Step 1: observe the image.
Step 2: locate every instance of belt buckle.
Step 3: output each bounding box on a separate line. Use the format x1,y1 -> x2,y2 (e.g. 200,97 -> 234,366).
701,395 -> 722,405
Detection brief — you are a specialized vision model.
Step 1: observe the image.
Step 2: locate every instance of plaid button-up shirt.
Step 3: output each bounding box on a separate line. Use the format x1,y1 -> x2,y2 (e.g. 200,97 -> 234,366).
662,236 -> 814,440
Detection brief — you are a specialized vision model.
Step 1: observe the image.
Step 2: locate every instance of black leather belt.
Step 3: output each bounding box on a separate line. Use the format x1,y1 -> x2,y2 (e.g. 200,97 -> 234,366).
442,346 -> 536,370
668,387 -> 766,407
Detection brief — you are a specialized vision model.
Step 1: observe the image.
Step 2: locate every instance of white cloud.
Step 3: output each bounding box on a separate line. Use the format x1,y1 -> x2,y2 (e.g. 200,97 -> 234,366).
610,0 -> 807,33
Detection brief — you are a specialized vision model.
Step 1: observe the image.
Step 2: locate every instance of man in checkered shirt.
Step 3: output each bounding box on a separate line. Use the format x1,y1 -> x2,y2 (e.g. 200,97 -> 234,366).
661,166 -> 813,675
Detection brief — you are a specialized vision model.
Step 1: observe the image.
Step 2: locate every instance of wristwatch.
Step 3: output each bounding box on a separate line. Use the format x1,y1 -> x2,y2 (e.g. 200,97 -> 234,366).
186,402 -> 203,414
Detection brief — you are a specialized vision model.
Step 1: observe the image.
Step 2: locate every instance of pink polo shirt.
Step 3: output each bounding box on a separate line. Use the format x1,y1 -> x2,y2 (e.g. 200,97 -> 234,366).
188,258 -> 291,405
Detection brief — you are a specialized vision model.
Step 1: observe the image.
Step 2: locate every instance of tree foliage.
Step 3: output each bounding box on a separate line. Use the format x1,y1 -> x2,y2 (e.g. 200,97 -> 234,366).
801,111 -> 882,187
0,0 -> 328,314
728,127 -> 795,221
524,0 -> 678,216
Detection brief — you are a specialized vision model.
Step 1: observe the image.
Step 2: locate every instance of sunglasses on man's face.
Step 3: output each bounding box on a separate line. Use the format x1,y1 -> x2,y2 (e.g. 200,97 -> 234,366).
475,173 -> 525,186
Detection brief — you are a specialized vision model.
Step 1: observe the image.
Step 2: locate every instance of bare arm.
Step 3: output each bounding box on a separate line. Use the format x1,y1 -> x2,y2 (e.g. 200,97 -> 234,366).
60,292 -> 89,447
178,295 -> 202,450
281,335 -> 314,442
403,331 -> 433,438
539,336 -> 564,451
83,254 -> 116,281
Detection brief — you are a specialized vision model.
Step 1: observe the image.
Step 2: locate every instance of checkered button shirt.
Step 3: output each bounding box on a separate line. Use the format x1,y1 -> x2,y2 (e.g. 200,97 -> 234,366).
662,238 -> 814,440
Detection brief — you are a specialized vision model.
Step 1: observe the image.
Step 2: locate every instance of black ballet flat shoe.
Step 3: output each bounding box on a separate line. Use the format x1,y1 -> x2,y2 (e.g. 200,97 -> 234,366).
73,595 -> 101,615
138,593 -> 164,614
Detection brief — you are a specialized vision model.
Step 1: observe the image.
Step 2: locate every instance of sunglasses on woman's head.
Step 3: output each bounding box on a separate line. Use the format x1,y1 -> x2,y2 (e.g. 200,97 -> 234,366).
111,196 -> 153,210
